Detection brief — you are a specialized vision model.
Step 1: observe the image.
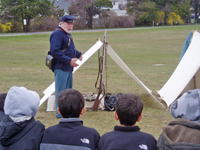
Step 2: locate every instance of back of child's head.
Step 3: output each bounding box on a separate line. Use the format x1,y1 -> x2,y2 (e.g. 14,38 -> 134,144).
4,86 -> 40,118
0,93 -> 7,112
115,94 -> 144,126
58,88 -> 85,118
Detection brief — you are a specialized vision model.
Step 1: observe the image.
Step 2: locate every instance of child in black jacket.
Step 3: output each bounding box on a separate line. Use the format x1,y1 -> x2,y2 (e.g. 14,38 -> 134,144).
98,94 -> 157,150
40,88 -> 100,150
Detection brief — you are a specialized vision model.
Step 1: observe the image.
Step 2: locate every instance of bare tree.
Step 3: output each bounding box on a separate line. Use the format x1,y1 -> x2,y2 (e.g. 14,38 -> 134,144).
68,0 -> 112,29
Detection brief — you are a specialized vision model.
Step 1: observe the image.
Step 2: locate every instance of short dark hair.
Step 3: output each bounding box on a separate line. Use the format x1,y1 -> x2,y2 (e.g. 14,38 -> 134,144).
58,89 -> 84,118
0,93 -> 7,112
115,94 -> 144,126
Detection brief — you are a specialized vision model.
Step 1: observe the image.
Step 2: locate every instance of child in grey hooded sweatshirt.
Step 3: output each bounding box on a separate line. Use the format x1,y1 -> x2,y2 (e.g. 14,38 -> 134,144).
0,86 -> 45,150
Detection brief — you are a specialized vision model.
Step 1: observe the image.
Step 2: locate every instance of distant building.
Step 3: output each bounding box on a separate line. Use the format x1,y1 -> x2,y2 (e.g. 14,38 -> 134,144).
49,0 -> 127,16
49,0 -> 72,15
109,0 -> 127,16
110,0 -> 119,9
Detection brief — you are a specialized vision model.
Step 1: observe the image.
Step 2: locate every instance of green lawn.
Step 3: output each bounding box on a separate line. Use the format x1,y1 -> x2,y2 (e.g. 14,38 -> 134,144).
0,25 -> 199,139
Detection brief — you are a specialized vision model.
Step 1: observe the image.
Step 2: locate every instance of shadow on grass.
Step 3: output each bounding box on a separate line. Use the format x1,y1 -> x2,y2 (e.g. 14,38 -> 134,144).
139,93 -> 167,110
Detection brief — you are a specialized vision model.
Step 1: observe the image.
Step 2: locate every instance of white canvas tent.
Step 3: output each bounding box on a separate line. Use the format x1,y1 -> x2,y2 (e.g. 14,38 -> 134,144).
106,44 -> 164,108
40,38 -> 165,108
39,39 -> 103,106
158,31 -> 200,107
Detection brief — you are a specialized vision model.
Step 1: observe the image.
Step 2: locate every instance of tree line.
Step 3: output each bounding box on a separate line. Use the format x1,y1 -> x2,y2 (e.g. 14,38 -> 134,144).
0,0 -> 199,33
126,0 -> 198,26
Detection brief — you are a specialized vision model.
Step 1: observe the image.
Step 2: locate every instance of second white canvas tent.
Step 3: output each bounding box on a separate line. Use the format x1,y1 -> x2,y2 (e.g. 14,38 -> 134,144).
157,31 -> 200,107
40,38 -> 164,108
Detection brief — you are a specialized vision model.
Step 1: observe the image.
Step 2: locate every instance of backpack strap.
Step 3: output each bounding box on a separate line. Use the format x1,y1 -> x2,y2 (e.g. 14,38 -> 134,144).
56,28 -> 72,52
48,28 -> 72,54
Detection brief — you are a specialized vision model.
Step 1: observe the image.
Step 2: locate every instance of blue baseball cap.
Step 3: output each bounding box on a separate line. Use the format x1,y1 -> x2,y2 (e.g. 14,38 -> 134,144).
61,15 -> 74,23
170,89 -> 200,123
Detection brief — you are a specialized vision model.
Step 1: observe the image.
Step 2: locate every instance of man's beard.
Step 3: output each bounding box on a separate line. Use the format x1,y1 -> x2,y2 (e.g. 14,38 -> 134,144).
62,26 -> 73,34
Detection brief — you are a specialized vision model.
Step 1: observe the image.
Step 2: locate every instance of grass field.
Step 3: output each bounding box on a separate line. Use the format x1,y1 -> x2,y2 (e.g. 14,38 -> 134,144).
0,25 -> 199,139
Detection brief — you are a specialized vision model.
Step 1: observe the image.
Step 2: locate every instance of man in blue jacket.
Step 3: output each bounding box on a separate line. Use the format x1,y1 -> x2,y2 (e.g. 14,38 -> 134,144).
50,15 -> 83,118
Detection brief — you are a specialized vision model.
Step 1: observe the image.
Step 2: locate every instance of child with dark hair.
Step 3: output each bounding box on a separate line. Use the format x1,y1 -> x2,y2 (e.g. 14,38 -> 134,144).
0,93 -> 6,121
40,88 -> 100,150
98,94 -> 157,150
